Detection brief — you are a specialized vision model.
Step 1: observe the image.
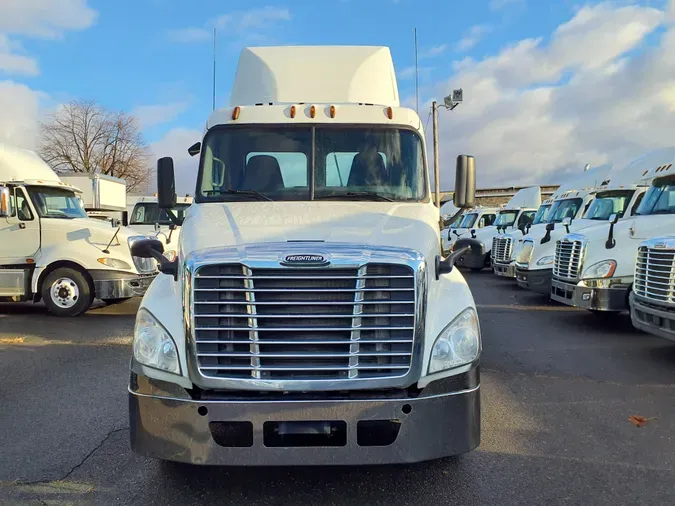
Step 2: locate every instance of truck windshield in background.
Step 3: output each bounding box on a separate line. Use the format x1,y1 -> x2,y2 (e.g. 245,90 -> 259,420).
532,204 -> 552,225
635,176 -> 675,216
494,210 -> 519,227
25,186 -> 88,219
198,126 -> 426,202
583,190 -> 635,220
548,198 -> 584,223
459,213 -> 478,228
130,203 -> 191,225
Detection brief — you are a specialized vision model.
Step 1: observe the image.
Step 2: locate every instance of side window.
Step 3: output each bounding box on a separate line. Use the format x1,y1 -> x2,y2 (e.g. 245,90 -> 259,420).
630,192 -> 645,216
16,189 -> 33,221
518,211 -> 535,226
479,214 -> 496,227
245,152 -> 308,188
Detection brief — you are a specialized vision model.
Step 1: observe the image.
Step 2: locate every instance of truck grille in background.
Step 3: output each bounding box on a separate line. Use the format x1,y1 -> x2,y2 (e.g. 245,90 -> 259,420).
553,239 -> 584,280
191,263 -> 416,381
634,247 -> 675,304
516,241 -> 534,266
492,236 -> 513,263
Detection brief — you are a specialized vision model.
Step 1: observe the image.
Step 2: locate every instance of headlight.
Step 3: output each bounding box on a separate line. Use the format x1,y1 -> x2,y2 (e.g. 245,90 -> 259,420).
97,257 -> 132,270
429,307 -> 481,374
582,260 -> 616,279
164,250 -> 177,262
133,308 -> 180,374
536,255 -> 554,266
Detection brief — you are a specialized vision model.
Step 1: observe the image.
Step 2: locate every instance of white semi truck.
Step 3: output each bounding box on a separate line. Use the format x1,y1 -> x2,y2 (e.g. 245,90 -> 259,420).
0,143 -> 158,316
453,186 -> 540,272
513,164 -> 614,295
128,195 -> 193,253
442,205 -> 498,253
630,234 -> 675,341
550,149 -> 674,313
127,45 -> 482,466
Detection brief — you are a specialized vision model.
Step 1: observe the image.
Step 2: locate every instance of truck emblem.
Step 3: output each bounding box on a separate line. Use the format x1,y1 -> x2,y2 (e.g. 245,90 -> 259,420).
281,254 -> 329,266
653,242 -> 667,249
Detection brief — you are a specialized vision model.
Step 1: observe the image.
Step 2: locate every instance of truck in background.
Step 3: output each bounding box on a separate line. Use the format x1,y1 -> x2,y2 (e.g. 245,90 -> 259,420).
127,45 -> 482,466
452,186 -> 541,272
630,234 -> 675,342
0,143 -> 158,316
549,149 -> 674,313
127,195 -> 193,253
442,205 -> 498,253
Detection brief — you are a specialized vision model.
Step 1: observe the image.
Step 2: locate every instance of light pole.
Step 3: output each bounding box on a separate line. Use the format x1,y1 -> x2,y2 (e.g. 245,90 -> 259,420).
432,88 -> 463,209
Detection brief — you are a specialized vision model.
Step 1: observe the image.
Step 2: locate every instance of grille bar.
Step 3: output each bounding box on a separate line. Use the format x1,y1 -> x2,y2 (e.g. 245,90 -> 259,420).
553,239 -> 584,280
492,236 -> 513,263
634,247 -> 675,304
192,262 -> 416,381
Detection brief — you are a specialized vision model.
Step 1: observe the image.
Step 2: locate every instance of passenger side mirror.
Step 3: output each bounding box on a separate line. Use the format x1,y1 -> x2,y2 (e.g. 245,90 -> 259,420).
609,213 -> 619,224
562,217 -> 572,226
188,142 -> 201,157
121,211 -> 129,227
157,157 -> 177,210
453,155 -> 476,208
546,223 -> 555,231
130,238 -> 178,279
0,187 -> 10,217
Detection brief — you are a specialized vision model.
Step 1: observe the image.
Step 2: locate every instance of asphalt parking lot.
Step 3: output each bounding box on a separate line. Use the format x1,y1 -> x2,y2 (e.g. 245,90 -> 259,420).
1,270 -> 674,505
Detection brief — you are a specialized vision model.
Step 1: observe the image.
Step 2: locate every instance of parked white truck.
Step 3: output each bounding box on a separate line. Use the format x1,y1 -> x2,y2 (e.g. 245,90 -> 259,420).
0,143 -> 158,316
513,164 -> 614,295
128,195 -> 193,251
550,149 -> 674,313
442,205 -> 498,253
453,186 -> 540,272
127,45 -> 482,466
630,234 -> 675,341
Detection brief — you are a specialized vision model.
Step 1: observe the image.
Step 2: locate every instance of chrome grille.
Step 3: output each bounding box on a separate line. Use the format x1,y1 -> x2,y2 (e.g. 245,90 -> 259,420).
492,236 -> 513,263
516,240 -> 534,266
553,239 -> 584,280
634,247 -> 675,304
191,263 -> 416,381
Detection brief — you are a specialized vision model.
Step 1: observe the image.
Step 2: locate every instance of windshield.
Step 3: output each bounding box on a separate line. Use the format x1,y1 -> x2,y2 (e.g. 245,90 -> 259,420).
495,210 -> 519,227
636,176 -> 675,216
446,213 -> 463,229
459,213 -> 478,228
130,203 -> 191,225
25,186 -> 88,219
532,204 -> 551,225
583,190 -> 635,220
549,198 -> 584,223
198,126 -> 426,202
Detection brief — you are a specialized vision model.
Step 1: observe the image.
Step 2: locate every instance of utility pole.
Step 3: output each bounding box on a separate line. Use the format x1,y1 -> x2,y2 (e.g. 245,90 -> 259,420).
432,101 -> 440,208
212,28 -> 217,111
414,28 -> 419,116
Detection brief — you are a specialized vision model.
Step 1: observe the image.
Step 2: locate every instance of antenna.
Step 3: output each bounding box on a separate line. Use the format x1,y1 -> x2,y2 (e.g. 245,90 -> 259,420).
212,28 -> 217,111
414,28 -> 419,116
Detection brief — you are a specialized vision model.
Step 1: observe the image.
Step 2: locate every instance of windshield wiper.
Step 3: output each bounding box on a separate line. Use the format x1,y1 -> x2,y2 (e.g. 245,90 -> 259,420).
648,209 -> 674,215
205,189 -> 273,201
314,191 -> 394,202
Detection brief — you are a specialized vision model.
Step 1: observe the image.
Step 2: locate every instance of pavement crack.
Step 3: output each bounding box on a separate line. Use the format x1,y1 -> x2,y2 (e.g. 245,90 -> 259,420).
2,427 -> 128,487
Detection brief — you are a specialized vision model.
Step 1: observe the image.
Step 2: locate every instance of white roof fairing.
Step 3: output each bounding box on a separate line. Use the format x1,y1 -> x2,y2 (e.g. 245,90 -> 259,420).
0,143 -> 61,183
229,46 -> 400,107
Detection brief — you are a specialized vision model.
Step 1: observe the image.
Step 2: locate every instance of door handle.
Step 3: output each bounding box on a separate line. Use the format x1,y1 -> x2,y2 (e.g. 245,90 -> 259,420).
19,223 -> 26,229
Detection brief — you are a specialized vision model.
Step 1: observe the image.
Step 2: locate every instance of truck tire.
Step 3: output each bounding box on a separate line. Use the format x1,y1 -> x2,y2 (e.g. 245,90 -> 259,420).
41,267 -> 92,317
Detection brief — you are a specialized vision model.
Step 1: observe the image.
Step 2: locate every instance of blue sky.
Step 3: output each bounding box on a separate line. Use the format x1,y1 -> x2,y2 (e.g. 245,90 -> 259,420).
2,0 -> 675,191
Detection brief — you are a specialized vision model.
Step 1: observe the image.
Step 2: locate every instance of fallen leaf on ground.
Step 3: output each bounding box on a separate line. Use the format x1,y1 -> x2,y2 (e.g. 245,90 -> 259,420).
0,337 -> 24,344
628,415 -> 657,428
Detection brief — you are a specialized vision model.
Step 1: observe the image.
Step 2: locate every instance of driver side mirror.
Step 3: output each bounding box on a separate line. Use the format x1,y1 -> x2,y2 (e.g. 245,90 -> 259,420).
562,217 -> 572,226
609,213 -> 619,224
453,155 -> 476,208
546,223 -> 555,231
0,187 -> 10,218
157,157 -> 177,210
188,142 -> 201,157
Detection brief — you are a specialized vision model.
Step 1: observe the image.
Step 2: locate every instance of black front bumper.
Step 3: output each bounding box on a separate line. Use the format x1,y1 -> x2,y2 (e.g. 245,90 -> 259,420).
551,278 -> 629,311
515,267 -> 552,295
129,368 -> 481,466
630,293 -> 675,342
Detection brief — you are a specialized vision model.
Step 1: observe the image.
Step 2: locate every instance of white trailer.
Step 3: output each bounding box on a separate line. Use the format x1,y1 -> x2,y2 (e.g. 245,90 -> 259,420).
127,45 -> 482,466
0,143 -> 158,316
550,148 -> 675,313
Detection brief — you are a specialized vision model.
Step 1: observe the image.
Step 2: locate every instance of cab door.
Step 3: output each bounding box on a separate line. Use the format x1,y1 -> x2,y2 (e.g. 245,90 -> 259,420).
0,187 -> 41,264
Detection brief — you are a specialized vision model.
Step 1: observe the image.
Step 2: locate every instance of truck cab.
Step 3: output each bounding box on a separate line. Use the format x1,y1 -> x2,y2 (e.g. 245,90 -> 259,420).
127,45 -> 482,466
128,195 -> 193,254
550,149 -> 675,313
453,186 -> 541,272
0,144 -> 158,316
442,205 -> 498,253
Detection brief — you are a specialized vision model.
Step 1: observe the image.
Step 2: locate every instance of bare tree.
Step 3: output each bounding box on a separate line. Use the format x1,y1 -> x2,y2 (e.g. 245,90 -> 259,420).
39,99 -> 151,191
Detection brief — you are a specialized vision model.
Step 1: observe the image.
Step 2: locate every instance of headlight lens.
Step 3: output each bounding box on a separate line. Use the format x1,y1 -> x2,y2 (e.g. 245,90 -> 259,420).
133,308 -> 180,374
582,260 -> 616,279
164,250 -> 177,262
536,255 -> 554,266
429,307 -> 481,374
97,257 -> 132,270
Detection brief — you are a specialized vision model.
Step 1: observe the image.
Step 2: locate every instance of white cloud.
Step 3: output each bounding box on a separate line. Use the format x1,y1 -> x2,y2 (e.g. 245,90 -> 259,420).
132,102 -> 190,129
0,34 -> 38,75
0,80 -> 46,149
421,44 -> 448,59
489,0 -> 525,11
432,1 -> 671,188
150,128 -> 202,195
456,25 -> 491,52
0,0 -> 97,38
168,27 -> 210,43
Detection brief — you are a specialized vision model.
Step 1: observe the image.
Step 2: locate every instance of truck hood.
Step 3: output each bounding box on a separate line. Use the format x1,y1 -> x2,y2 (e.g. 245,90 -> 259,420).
180,201 -> 440,258
39,217 -> 149,251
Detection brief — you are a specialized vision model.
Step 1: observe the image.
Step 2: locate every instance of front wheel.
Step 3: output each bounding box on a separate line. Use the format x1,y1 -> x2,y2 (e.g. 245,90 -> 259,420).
41,268 -> 92,317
